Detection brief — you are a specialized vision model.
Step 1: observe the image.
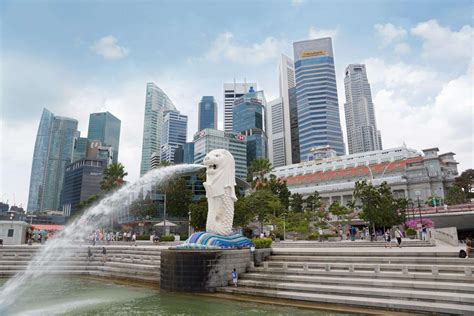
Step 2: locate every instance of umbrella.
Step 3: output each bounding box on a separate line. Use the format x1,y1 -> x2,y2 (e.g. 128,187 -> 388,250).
154,220 -> 177,227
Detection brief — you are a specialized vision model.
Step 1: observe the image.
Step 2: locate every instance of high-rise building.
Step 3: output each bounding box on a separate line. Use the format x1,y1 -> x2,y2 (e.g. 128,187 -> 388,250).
289,87 -> 300,163
160,110 -> 188,164
223,81 -> 257,132
266,98 -> 285,167
183,142 -> 195,164
293,37 -> 345,160
87,112 -> 121,164
73,136 -> 89,162
193,129 -> 247,179
233,90 -> 267,166
344,64 -> 382,154
61,158 -> 107,217
140,82 -> 176,176
198,96 -> 218,131
27,109 -> 78,212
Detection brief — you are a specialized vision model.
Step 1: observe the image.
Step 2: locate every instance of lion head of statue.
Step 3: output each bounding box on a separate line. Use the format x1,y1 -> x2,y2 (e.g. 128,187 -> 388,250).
202,149 -> 236,198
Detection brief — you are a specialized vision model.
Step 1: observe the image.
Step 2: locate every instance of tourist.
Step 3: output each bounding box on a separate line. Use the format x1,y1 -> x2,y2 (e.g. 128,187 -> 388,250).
132,233 -> 137,246
395,228 -> 403,248
384,229 -> 392,248
102,247 -> 107,263
421,226 -> 428,241
466,238 -> 473,258
232,268 -> 238,287
87,247 -> 93,261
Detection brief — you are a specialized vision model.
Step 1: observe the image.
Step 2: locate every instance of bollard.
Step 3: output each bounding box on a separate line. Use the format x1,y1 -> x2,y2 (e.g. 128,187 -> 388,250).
465,267 -> 472,277
402,266 -> 409,275
431,266 -> 439,276
374,265 -> 380,273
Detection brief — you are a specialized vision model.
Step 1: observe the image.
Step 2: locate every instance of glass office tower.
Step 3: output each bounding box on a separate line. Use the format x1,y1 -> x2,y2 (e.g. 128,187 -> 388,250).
160,110 -> 188,164
87,112 -> 121,164
27,108 -> 78,212
198,96 -> 217,131
293,37 -> 345,160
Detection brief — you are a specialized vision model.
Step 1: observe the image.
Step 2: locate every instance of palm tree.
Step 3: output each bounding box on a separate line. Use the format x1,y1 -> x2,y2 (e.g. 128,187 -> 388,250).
100,163 -> 128,192
248,158 -> 272,185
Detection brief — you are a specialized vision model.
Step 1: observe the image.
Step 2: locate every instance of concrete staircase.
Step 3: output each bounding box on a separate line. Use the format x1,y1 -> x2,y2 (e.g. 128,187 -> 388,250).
0,245 -> 161,283
218,249 -> 474,314
273,239 -> 434,248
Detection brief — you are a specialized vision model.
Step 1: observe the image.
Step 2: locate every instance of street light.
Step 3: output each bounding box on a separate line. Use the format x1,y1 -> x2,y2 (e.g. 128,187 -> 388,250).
415,191 -> 422,240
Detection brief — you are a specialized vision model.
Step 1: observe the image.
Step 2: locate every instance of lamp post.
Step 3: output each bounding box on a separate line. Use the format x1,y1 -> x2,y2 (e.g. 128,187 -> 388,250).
163,193 -> 167,236
415,191 -> 422,240
188,210 -> 192,237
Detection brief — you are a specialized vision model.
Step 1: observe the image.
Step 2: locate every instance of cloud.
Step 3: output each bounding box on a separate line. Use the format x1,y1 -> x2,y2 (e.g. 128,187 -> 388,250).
91,35 -> 129,60
291,0 -> 305,6
374,23 -> 407,45
411,19 -> 473,63
205,32 -> 287,65
394,42 -> 411,55
308,26 -> 339,39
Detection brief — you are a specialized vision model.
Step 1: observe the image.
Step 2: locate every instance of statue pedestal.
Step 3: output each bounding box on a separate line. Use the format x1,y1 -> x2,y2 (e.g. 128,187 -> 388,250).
160,248 -> 252,292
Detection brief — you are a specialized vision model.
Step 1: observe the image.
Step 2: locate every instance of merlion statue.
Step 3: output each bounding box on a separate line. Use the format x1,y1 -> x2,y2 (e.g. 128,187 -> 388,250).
176,149 -> 253,249
202,149 -> 237,235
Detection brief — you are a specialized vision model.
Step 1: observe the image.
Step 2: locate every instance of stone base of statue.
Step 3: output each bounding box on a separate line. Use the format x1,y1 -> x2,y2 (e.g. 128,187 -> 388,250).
175,232 -> 253,249
160,248 -> 252,292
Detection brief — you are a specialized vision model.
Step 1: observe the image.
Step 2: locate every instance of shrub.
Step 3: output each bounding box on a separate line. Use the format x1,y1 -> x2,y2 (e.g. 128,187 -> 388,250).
160,235 -> 175,242
252,237 -> 272,249
180,233 -> 189,241
406,228 -> 417,236
307,233 -> 319,240
136,235 -> 150,241
242,227 -> 253,239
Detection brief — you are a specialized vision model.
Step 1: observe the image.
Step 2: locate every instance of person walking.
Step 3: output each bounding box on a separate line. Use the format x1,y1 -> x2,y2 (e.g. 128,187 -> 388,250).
231,268 -> 238,287
87,247 -> 93,262
384,229 -> 392,248
102,247 -> 107,263
395,228 -> 403,248
132,233 -> 137,246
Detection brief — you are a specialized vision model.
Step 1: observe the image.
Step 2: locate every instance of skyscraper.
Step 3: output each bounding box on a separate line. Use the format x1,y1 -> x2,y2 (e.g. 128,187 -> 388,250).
193,129 -> 247,179
198,96 -> 217,131
267,54 -> 298,167
27,108 -> 78,212
87,112 -> 121,164
293,37 -> 345,160
344,64 -> 383,154
160,110 -> 188,164
233,90 -> 267,166
223,81 -> 257,132
140,82 -> 176,176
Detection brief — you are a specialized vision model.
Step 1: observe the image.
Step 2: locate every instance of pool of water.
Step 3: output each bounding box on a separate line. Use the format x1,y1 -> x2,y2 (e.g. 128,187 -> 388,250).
0,277 -> 351,315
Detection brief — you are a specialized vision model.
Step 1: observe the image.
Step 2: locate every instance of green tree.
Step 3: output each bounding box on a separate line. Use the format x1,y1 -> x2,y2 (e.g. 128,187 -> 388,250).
129,195 -> 157,219
189,198 -> 208,231
289,193 -> 304,212
245,189 -> 284,231
164,177 -> 193,218
247,158 -> 272,186
454,169 -> 474,199
70,194 -> 100,221
305,191 -> 322,212
328,201 -> 351,224
100,163 -> 128,193
265,174 -> 291,210
445,186 -> 467,205
353,181 -> 405,230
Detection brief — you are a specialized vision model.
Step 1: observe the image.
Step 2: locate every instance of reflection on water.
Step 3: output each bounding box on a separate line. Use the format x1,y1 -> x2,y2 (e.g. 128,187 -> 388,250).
0,277 -> 351,316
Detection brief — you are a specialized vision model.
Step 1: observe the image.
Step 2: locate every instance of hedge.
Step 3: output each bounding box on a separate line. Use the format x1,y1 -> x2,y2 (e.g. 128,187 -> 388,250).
406,228 -> 417,236
136,235 -> 150,241
252,237 -> 272,249
160,235 -> 175,242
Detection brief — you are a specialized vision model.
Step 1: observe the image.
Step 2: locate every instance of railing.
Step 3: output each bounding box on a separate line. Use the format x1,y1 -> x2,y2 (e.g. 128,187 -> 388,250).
410,203 -> 474,215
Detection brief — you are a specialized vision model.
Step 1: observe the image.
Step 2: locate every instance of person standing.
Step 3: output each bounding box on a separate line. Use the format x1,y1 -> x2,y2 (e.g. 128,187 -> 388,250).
384,229 -> 392,248
87,247 -> 93,262
102,247 -> 107,263
231,268 -> 238,287
132,233 -> 137,246
395,228 -> 403,248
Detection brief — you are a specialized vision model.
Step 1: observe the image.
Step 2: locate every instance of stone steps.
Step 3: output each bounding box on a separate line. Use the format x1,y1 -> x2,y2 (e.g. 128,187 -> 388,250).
235,279 -> 474,304
273,241 -> 434,248
271,249 -> 459,257
265,261 -> 474,274
269,255 -> 470,265
217,286 -> 474,315
251,266 -> 473,283
240,272 -> 474,293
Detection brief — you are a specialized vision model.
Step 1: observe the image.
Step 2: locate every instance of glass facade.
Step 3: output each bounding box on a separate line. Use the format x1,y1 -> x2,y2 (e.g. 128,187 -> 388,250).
27,109 -> 78,212
160,110 -> 188,164
232,90 -> 267,165
140,82 -> 176,176
73,137 -> 88,162
193,128 -> 247,179
198,96 -> 217,131
87,112 -> 121,164
183,142 -> 195,164
293,38 -> 345,160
